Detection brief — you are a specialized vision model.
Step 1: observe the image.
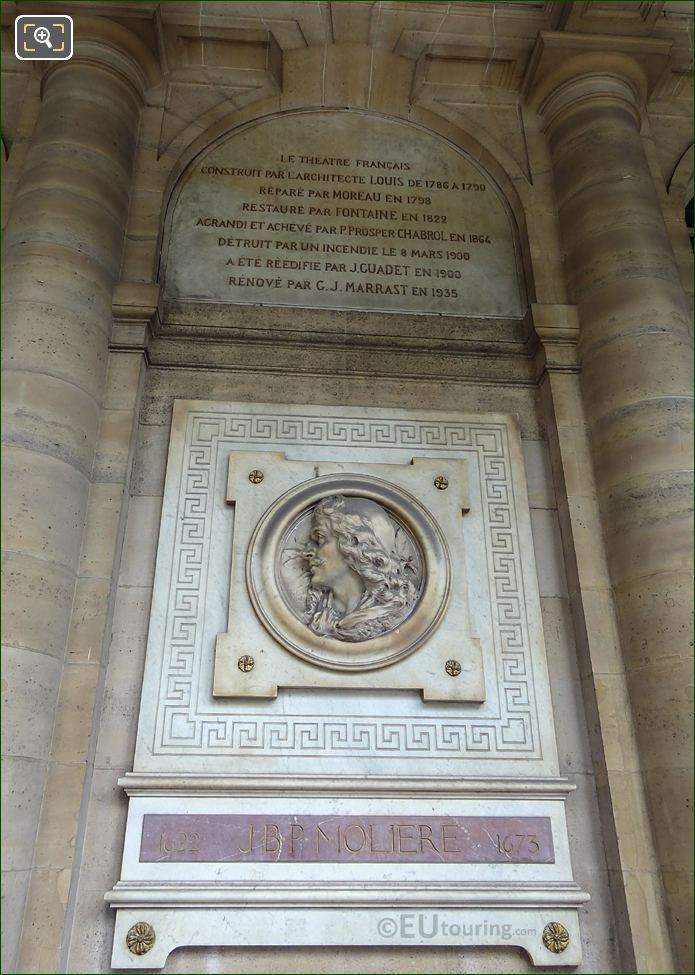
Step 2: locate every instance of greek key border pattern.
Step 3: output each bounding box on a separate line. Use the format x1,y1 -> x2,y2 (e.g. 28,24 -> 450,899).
154,412 -> 539,758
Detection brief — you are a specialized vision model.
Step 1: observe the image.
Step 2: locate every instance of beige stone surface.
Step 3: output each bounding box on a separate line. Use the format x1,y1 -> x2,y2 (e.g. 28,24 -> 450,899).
529,58 -> 693,970
17,866 -> 73,975
546,424 -> 595,501
2,370 -> 102,477
540,598 -> 593,775
601,471 -> 693,586
93,586 -> 152,771
2,4 -> 692,972
117,495 -> 162,588
0,868 -> 31,974
65,768 -> 130,973
617,869 -> 675,975
589,396 -> 693,492
50,664 -> 100,766
102,354 -> 145,412
536,349 -> 676,972
2,552 -> 76,659
4,867 -> 44,968
3,298 -> 111,394
569,588 -> 624,680
322,42 -> 372,108
365,49 -> 413,119
614,569 -> 693,671
1,645 -> 62,762
1,756 -> 47,873
2,447 -> 89,573
660,839 -> 695,963
131,423 -> 171,497
529,509 -> 568,599
31,762 -> 87,872
556,496 -> 612,594
66,577 -> 112,664
1,241 -> 113,318
1,29 -> 147,970
120,236 -> 160,284
587,675 -> 643,776
522,440 -> 556,510
627,656 -> 693,771
138,369 -> 545,440
92,409 -> 138,484
78,487 -> 124,581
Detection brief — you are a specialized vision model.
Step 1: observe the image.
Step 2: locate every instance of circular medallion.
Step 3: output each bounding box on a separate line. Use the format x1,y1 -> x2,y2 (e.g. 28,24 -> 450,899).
246,474 -> 451,671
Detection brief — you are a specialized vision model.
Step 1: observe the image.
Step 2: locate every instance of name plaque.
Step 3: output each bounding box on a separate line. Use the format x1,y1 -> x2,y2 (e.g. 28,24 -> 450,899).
163,111 -> 524,318
140,814 -> 554,865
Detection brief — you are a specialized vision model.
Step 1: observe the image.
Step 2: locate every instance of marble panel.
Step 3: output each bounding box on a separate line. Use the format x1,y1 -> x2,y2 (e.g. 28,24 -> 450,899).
107,400 -> 586,968
110,794 -> 585,969
133,401 -> 558,777
139,813 -> 555,865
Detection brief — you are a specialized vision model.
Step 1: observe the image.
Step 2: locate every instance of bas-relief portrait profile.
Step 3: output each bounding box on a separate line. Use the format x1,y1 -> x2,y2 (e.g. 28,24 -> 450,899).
279,495 -> 423,642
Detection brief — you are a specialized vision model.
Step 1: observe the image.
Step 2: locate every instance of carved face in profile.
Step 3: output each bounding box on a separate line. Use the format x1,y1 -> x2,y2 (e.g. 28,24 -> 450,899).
302,495 -> 421,642
306,520 -> 357,596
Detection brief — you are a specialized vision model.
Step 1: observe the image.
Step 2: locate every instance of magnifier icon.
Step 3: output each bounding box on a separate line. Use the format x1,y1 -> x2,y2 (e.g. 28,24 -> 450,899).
33,26 -> 53,49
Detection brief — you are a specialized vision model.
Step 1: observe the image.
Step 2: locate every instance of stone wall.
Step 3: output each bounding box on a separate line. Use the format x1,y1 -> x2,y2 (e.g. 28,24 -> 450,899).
2,3 -> 692,973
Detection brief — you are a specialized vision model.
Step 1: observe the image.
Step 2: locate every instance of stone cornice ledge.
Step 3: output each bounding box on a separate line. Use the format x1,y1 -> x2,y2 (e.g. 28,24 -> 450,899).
118,773 -> 576,797
106,882 -> 590,908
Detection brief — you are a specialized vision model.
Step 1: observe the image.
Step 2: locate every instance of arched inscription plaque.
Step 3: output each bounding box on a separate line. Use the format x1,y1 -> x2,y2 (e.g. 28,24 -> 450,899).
162,110 -> 524,317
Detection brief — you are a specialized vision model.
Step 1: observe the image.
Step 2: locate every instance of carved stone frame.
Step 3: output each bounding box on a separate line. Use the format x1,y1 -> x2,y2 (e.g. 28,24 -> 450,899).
247,473 -> 450,670
214,453 -> 483,700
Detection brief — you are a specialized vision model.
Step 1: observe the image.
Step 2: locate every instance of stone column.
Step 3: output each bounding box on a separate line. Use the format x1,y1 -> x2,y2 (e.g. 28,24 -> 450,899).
1,23 -> 153,972
526,38 -> 693,973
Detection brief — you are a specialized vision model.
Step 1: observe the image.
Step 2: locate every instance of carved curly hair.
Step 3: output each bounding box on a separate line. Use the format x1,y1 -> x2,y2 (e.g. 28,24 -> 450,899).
307,495 -> 419,614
